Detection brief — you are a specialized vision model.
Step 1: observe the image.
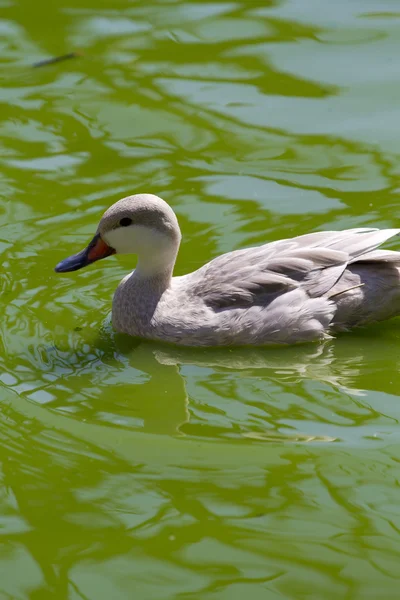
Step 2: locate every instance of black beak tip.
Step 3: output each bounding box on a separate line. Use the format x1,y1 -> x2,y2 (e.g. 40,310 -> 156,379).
54,262 -> 66,273
54,254 -> 87,273
54,260 -> 65,273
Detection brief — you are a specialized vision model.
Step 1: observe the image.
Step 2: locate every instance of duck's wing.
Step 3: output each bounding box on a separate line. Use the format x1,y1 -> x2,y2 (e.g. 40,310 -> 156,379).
188,228 -> 400,310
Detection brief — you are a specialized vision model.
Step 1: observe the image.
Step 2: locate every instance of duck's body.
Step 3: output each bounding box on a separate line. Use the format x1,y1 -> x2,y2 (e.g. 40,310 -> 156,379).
55,194 -> 400,347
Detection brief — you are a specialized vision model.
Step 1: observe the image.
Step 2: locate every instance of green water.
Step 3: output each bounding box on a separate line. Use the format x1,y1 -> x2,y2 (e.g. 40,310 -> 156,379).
1,0 -> 400,597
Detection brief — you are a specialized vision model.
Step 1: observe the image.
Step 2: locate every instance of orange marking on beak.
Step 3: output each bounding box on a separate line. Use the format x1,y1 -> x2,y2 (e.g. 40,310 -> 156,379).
88,236 -> 115,261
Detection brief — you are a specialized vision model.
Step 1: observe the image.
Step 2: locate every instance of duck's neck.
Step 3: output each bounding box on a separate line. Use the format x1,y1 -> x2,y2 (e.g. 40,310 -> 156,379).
133,245 -> 178,292
112,238 -> 180,335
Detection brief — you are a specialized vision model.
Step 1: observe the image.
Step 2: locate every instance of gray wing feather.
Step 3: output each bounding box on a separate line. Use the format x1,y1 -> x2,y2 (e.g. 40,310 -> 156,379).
353,249 -> 400,263
189,228 -> 400,310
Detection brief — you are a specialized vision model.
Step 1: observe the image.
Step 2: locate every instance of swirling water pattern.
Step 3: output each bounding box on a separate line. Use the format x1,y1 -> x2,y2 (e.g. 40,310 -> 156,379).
1,0 -> 400,597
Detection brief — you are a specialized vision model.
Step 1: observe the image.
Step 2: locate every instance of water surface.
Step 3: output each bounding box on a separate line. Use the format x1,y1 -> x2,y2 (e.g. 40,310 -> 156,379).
1,0 -> 400,597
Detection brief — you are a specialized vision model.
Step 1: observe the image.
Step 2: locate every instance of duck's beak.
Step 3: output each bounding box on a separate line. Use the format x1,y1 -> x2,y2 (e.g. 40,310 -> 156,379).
55,233 -> 115,273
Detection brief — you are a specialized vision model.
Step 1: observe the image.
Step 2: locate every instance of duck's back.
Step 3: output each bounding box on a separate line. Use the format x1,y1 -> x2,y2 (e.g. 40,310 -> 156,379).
175,227 -> 400,346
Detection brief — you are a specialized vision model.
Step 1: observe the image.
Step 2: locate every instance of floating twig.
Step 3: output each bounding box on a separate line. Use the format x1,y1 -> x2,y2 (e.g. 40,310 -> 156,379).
33,51 -> 83,68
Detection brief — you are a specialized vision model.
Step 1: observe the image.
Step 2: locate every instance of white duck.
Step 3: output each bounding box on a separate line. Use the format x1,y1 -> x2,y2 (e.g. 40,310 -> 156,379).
55,193 -> 400,346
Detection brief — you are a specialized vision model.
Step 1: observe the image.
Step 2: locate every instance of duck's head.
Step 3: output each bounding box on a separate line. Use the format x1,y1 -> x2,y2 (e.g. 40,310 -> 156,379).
55,194 -> 181,276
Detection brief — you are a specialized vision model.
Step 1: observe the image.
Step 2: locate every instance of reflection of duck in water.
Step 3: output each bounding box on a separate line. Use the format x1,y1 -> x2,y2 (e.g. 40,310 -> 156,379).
114,335 -> 400,442
56,194 -> 400,346
148,332 -> 400,396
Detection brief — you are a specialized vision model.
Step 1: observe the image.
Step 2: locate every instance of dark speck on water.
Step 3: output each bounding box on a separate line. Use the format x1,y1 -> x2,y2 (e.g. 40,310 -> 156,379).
32,51 -> 82,68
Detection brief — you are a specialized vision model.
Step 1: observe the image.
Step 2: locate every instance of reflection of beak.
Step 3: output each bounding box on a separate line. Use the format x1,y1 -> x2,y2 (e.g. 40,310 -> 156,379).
55,233 -> 115,273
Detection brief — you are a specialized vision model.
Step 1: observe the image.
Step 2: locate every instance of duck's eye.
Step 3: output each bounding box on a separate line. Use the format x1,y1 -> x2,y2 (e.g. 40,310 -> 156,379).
119,217 -> 132,227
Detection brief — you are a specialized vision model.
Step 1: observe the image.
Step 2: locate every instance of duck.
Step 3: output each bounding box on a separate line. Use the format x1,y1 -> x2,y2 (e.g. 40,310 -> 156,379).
55,193 -> 400,346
